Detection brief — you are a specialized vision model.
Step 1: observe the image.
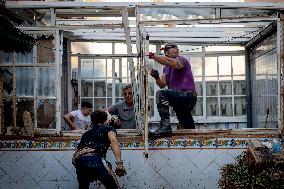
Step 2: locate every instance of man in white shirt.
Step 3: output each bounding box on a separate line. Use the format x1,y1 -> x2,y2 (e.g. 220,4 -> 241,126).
63,102 -> 93,130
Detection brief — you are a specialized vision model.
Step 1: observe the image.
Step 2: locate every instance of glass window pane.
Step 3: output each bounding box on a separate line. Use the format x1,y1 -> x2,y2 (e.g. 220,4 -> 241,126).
93,59 -> 106,78
94,81 -> 106,97
81,59 -> 93,78
190,57 -> 202,76
107,59 -> 113,78
149,82 -> 154,96
219,56 -> 231,76
115,98 -> 124,104
220,97 -> 232,116
113,43 -> 138,54
71,42 -> 112,54
221,8 -> 273,19
3,97 -> 14,127
37,99 -> 56,129
205,57 -> 217,76
115,59 -> 128,78
132,44 -> 137,54
0,68 -> 13,95
115,78 -> 128,97
107,80 -> 112,97
149,45 -> 156,53
121,58 -> 128,78
140,7 -> 215,21
206,78 -> 217,96
16,67 -> 34,96
94,98 -> 106,110
149,98 -> 154,117
234,96 -> 246,116
206,97 -> 218,116
16,98 -> 34,128
232,56 -> 245,75
71,56 -> 78,80
107,98 -> 112,108
219,77 -> 232,95
36,68 -> 56,97
91,43 -> 112,54
205,46 -> 244,52
71,56 -> 78,69
192,97 -> 203,116
195,78 -> 202,96
0,51 -> 13,64
115,43 -> 127,54
16,52 -> 33,64
179,45 -> 202,53
81,80 -> 93,97
233,79 -> 246,95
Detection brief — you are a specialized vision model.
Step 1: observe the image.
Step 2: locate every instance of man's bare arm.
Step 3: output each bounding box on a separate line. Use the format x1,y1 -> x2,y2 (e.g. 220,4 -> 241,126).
63,114 -> 77,130
155,74 -> 167,89
153,55 -> 185,69
108,131 -> 122,162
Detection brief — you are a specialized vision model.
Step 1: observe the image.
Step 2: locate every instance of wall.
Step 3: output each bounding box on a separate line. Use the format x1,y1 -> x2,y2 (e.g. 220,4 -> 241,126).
0,137 -> 271,189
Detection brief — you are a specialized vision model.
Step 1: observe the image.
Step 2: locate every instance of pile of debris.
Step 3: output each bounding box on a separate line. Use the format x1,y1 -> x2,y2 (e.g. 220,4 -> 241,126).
219,140 -> 284,189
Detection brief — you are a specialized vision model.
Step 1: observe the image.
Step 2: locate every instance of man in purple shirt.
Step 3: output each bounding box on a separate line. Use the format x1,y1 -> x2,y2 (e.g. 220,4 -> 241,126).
149,43 -> 197,136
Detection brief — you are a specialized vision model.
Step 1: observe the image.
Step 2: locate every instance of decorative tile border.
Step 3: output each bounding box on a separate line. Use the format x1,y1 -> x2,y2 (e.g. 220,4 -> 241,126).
0,138 -> 271,150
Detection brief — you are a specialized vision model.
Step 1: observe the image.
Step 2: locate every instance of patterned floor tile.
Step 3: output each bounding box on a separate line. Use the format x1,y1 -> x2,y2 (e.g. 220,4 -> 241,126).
145,150 -> 168,171
12,174 -> 40,189
190,150 -> 218,171
0,174 -> 14,189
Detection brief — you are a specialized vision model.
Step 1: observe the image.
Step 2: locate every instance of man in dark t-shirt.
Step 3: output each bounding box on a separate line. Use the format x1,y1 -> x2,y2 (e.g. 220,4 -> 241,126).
106,84 -> 136,129
74,110 -> 126,189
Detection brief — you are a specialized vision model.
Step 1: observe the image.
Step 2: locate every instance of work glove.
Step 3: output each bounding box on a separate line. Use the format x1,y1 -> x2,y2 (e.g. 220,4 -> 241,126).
147,52 -> 155,59
115,161 -> 127,177
150,69 -> 160,80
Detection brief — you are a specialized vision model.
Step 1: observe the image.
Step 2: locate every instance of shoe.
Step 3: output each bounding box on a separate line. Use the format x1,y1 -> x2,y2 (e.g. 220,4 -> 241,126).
153,126 -> 172,136
149,125 -> 172,138
149,119 -> 172,138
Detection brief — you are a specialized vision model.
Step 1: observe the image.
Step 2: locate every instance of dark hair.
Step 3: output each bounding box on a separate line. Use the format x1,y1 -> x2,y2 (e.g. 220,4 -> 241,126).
91,110 -> 108,125
122,84 -> 132,92
164,43 -> 178,53
81,102 -> 92,109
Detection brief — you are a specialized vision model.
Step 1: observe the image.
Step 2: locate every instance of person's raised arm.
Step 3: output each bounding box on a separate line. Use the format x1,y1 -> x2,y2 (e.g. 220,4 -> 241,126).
149,52 -> 185,69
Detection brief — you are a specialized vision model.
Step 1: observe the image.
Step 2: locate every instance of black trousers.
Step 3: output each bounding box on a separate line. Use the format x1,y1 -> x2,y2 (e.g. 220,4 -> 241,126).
157,89 -> 197,129
76,155 -> 118,189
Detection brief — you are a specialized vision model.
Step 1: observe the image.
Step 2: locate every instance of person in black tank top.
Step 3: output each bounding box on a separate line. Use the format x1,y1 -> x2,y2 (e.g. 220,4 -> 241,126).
74,110 -> 126,189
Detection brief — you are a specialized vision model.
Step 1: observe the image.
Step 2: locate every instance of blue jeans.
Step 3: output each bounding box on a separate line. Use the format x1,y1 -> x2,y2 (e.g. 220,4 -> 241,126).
76,155 -> 118,189
157,89 -> 197,129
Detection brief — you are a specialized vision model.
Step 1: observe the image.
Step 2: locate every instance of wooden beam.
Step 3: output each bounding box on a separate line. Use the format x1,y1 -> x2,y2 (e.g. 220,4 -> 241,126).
6,1 -> 284,10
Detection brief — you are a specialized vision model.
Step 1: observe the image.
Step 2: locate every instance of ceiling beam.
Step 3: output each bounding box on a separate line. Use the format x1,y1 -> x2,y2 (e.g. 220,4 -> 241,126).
5,1 -> 284,9
139,17 -> 276,26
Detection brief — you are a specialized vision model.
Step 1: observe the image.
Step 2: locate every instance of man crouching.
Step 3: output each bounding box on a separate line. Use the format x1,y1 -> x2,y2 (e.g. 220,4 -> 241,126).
73,110 -> 126,189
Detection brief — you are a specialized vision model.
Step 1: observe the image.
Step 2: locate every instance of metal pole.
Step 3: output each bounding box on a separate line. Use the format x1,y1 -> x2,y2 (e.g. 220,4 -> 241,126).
277,16 -> 283,135
122,6 -> 140,131
141,28 -> 150,158
55,30 -> 62,135
13,53 -> 16,128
